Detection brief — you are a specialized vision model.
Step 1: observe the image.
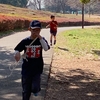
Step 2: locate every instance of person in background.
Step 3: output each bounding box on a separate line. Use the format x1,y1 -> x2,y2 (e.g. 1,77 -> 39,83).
46,15 -> 58,46
14,20 -> 50,100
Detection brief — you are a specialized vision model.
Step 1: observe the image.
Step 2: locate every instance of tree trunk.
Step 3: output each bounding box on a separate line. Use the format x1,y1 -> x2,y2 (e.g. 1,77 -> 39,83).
82,3 -> 84,29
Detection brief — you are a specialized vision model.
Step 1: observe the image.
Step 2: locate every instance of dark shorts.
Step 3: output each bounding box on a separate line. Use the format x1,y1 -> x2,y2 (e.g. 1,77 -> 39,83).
50,30 -> 57,36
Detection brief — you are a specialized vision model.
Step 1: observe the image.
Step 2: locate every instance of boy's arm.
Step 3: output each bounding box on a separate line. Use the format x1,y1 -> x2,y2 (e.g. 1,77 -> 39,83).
52,21 -> 58,27
46,24 -> 50,28
38,35 -> 50,51
46,21 -> 51,28
14,40 -> 25,62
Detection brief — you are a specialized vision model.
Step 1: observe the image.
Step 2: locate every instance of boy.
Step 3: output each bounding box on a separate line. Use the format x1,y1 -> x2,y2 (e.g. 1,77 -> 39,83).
46,15 -> 58,46
14,20 -> 50,100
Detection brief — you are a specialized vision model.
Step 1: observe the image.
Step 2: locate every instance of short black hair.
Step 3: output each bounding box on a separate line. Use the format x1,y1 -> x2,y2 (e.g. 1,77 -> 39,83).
50,15 -> 55,19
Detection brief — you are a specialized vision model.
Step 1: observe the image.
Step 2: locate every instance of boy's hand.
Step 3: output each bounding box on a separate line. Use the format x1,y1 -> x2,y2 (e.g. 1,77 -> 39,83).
14,52 -> 21,62
54,27 -> 57,29
37,34 -> 42,39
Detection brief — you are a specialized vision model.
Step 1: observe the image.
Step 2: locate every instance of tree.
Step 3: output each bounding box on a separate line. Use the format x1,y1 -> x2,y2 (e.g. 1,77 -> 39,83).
0,0 -> 27,7
44,0 -> 69,13
27,0 -> 42,10
60,0 -> 68,13
67,0 -> 82,14
44,0 -> 100,14
80,0 -> 90,29
80,0 -> 90,3
44,0 -> 61,12
85,0 -> 100,15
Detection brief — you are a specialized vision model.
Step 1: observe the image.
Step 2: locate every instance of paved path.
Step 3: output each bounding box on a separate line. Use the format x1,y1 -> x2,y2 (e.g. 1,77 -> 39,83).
0,26 -> 99,100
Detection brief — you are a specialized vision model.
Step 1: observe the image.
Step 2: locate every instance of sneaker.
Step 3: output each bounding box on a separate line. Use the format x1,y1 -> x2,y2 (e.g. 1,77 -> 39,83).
34,93 -> 38,96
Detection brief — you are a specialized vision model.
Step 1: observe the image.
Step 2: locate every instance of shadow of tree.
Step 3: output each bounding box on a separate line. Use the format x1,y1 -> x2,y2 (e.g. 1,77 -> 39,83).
92,50 -> 100,56
0,47 -> 22,100
45,68 -> 100,100
58,47 -> 69,51
0,46 -> 51,100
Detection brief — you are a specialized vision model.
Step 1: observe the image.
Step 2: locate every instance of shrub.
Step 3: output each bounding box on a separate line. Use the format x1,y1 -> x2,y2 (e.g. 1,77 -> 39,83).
0,14 -> 100,32
0,14 -> 30,31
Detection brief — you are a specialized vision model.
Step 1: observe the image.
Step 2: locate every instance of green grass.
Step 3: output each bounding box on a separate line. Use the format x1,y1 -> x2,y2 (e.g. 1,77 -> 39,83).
56,28 -> 100,56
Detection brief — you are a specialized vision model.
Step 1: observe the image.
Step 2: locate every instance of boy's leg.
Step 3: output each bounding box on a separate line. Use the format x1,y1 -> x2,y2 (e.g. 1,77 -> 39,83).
22,76 -> 32,100
54,36 -> 56,45
32,74 -> 41,95
50,34 -> 53,46
53,31 -> 57,45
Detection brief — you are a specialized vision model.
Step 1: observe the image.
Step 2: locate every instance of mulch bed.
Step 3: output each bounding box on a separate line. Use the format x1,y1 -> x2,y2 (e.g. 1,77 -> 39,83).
44,52 -> 100,100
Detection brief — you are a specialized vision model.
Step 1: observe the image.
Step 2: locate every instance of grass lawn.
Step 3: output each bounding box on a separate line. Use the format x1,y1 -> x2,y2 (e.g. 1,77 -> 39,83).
55,27 -> 100,59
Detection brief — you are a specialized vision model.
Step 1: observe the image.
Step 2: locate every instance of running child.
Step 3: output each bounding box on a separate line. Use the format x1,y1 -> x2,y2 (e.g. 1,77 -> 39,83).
46,15 -> 58,46
14,20 -> 50,100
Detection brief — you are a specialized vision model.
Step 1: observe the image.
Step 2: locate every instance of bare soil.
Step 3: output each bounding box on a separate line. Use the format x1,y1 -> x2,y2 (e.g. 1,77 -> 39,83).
44,48 -> 100,100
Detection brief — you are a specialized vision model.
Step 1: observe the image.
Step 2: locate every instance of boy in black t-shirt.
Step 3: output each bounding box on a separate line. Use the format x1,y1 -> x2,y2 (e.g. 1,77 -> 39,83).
14,20 -> 50,100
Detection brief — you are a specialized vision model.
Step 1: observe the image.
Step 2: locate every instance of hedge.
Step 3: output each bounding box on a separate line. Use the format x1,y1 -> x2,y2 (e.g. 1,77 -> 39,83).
0,14 -> 100,32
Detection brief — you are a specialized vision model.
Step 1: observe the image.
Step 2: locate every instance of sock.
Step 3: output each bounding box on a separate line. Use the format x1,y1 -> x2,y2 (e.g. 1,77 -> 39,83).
50,40 -> 52,44
54,40 -> 56,45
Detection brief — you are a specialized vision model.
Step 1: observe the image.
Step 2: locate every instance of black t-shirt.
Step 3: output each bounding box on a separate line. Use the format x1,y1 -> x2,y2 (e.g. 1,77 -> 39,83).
14,37 -> 46,76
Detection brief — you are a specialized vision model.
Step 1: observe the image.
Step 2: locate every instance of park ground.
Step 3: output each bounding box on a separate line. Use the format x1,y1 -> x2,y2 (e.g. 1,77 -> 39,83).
44,27 -> 100,100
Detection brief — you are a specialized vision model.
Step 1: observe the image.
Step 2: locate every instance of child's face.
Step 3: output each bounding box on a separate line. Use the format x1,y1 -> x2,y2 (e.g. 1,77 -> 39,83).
30,28 -> 41,37
51,17 -> 55,21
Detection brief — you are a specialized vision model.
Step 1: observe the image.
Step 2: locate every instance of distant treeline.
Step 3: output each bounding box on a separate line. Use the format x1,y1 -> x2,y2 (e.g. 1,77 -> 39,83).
0,0 -> 27,7
0,0 -> 100,14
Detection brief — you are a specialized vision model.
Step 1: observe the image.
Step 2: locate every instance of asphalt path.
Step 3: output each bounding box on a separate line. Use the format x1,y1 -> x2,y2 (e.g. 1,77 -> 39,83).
0,26 -> 99,100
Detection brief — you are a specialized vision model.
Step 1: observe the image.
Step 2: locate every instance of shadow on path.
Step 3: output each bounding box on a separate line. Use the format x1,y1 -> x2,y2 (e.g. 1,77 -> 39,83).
0,47 -> 51,100
0,47 -> 22,100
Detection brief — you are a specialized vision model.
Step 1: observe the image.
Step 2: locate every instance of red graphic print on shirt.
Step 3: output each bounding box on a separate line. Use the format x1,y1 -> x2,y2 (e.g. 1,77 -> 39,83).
26,45 -> 41,58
